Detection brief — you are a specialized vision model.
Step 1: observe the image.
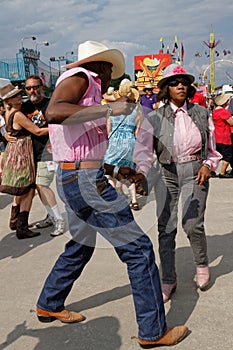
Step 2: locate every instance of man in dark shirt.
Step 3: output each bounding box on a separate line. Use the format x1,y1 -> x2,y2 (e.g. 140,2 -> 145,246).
21,76 -> 64,236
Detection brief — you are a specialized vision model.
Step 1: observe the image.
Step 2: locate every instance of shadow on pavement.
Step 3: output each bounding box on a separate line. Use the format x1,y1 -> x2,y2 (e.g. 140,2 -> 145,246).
0,228 -> 53,260
0,317 -> 121,350
164,231 -> 233,326
0,206 -> 68,260
0,194 -> 13,210
69,284 -> 132,312
1,221 -> 232,346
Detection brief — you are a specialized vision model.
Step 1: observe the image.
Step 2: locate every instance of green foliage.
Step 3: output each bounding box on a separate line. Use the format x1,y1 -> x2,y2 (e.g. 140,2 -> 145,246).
110,73 -> 132,90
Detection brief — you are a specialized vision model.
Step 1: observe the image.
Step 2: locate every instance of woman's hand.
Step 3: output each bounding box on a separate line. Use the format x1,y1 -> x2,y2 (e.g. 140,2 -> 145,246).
195,165 -> 211,186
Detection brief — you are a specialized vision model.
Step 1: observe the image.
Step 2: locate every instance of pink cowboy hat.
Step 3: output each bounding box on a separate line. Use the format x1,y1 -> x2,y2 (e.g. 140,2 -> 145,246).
157,63 -> 195,89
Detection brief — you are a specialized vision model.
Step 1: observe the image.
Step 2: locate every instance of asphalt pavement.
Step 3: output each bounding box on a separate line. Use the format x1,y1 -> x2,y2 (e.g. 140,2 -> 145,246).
0,174 -> 233,350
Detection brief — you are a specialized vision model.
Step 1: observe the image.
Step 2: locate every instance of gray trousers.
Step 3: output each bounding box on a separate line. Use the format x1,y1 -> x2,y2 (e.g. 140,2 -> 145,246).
154,161 -> 209,284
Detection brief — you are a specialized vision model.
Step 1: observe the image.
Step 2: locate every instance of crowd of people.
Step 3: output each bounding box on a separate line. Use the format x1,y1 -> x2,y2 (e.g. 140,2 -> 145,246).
0,39 -> 233,348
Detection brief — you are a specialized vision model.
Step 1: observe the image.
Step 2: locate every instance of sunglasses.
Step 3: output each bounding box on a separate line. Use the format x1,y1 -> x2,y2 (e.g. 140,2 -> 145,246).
25,85 -> 41,91
168,79 -> 190,87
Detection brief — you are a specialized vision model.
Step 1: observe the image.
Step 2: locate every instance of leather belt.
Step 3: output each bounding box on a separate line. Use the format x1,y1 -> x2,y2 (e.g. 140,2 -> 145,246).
172,154 -> 201,164
60,161 -> 103,170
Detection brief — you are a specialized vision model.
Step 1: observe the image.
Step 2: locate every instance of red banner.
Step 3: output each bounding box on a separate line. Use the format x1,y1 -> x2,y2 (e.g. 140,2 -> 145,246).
134,53 -> 171,91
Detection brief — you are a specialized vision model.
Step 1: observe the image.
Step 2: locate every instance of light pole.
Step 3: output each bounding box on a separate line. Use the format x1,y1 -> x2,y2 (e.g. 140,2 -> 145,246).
21,36 -> 37,49
50,57 -> 60,73
65,51 -> 74,63
19,36 -> 37,80
49,56 -> 67,87
35,41 -> 49,52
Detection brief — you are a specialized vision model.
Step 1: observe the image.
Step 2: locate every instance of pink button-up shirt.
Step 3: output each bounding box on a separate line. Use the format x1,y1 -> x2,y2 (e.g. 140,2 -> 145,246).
170,102 -> 221,169
134,102 -> 221,173
171,102 -> 202,159
49,68 -> 108,162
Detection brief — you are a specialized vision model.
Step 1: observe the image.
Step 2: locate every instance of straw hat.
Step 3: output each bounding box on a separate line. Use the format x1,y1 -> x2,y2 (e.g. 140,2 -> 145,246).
143,83 -> 154,91
64,40 -> 125,79
106,86 -> 115,95
157,63 -> 195,89
120,78 -> 132,86
0,78 -> 22,100
214,93 -> 232,106
114,79 -> 139,102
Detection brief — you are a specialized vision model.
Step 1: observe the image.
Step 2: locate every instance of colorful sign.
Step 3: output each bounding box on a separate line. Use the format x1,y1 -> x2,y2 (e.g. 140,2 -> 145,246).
134,53 -> 171,91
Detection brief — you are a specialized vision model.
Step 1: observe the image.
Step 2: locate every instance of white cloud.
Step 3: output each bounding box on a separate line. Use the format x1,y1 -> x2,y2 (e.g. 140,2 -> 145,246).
0,0 -> 233,86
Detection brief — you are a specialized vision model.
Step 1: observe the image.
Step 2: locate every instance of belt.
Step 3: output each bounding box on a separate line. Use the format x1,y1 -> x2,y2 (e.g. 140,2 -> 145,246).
59,160 -> 103,170
172,154 -> 201,164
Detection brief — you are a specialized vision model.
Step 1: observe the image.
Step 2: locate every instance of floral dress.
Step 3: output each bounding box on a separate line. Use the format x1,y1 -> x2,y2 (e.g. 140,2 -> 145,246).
104,108 -> 137,169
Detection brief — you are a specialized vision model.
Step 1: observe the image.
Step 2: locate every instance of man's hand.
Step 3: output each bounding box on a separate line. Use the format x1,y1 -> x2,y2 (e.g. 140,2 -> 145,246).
117,167 -> 135,181
195,165 -> 211,186
110,98 -> 136,117
4,132 -> 17,143
103,164 -> 135,181
127,172 -> 145,188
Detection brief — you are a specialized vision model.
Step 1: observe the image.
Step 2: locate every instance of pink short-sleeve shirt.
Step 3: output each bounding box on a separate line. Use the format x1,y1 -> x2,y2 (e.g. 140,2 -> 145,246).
48,67 -> 108,162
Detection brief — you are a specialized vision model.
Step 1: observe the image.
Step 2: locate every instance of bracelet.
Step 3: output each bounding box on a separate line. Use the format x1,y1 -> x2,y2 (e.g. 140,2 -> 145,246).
106,104 -> 113,117
203,163 -> 211,170
113,165 -> 119,179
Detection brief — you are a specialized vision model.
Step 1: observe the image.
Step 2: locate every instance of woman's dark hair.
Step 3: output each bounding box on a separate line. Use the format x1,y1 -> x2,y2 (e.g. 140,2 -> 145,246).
157,81 -> 196,102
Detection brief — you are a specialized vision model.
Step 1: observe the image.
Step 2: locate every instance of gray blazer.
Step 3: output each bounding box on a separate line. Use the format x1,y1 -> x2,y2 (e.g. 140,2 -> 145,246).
147,102 -> 210,165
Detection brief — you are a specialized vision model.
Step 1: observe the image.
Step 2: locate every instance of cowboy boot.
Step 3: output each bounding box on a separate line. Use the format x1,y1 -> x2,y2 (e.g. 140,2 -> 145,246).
9,204 -> 20,230
195,266 -> 210,290
16,211 -> 40,239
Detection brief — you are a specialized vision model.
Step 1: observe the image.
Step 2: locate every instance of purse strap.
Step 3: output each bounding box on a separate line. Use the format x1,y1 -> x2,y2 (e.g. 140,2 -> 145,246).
108,115 -> 127,140
108,104 -> 138,140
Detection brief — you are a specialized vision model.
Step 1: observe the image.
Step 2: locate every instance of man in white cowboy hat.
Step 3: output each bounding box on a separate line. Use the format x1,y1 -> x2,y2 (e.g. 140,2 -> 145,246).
132,63 -> 222,303
36,41 -> 188,347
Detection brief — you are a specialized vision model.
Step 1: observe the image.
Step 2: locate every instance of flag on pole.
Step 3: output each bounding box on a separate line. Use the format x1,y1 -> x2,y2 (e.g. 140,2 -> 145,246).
159,37 -> 164,53
172,36 -> 178,53
181,42 -> 184,62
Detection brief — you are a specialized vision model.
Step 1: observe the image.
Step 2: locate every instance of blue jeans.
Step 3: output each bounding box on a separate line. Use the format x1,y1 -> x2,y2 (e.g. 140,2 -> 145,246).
37,164 -> 166,341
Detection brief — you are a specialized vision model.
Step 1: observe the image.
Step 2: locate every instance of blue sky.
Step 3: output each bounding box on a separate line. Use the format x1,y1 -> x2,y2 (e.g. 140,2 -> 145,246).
1,0 -> 233,87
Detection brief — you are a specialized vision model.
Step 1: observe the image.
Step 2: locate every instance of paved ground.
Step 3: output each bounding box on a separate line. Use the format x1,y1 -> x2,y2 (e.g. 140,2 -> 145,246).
0,174 -> 233,350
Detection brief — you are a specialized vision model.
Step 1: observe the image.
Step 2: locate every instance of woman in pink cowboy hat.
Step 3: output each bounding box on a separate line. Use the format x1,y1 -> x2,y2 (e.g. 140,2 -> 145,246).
132,63 -> 222,302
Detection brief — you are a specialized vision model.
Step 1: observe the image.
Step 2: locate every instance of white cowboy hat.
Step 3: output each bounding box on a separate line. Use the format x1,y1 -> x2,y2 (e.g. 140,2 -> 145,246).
64,41 -> 125,79
0,78 -> 22,100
